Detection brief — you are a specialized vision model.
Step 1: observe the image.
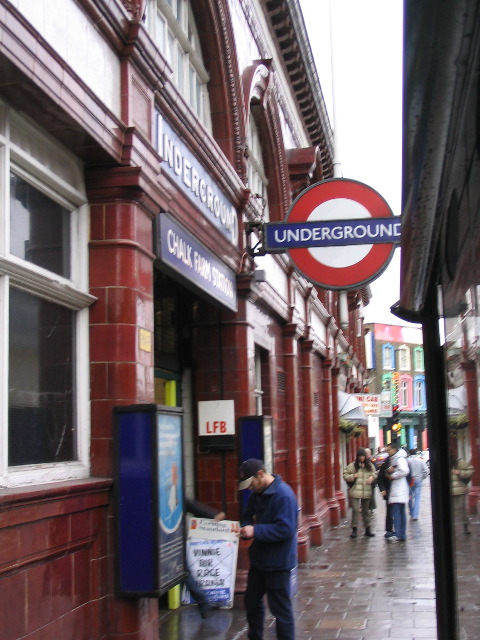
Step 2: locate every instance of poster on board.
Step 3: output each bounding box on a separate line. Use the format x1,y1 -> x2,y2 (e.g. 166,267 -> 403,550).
157,408 -> 186,593
182,517 -> 240,608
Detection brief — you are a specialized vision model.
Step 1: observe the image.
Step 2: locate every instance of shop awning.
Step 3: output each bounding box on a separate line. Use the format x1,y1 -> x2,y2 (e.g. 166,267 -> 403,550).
338,391 -> 368,425
447,386 -> 467,415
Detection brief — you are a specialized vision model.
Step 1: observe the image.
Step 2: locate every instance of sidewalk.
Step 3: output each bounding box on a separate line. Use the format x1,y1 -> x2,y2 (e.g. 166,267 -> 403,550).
159,482 -> 437,639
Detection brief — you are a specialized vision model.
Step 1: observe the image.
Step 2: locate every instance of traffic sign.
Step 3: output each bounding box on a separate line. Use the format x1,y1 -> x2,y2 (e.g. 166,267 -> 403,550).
268,178 -> 399,290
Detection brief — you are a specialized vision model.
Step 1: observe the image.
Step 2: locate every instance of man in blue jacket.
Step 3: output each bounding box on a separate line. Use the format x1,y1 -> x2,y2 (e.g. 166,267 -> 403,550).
238,459 -> 298,640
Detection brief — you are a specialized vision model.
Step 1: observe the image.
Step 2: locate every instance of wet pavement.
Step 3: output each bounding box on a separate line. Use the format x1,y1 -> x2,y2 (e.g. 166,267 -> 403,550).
158,479 -> 478,639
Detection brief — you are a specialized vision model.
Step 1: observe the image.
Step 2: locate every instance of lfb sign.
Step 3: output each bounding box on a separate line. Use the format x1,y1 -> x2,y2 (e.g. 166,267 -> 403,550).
264,178 -> 400,290
198,400 -> 235,436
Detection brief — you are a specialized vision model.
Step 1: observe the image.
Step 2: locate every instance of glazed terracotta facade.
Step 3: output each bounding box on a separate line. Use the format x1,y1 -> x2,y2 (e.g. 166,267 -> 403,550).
0,1 -> 369,638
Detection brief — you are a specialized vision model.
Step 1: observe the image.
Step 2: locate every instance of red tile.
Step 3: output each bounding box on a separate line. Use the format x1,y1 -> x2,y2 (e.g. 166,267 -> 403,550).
90,509 -> 108,559
91,400 -> 115,437
51,553 -> 74,619
69,510 -> 93,544
84,92 -> 107,130
105,203 -> 136,240
90,324 -> 137,362
0,571 -> 27,639
90,204 -> 106,241
47,514 -> 70,550
107,286 -> 138,324
18,519 -> 48,558
109,597 -> 158,635
137,253 -> 154,294
62,601 -> 95,640
90,438 -> 113,478
26,562 -> 53,632
90,362 -> 109,400
107,361 -> 139,399
0,526 -> 19,569
72,547 -> 91,607
89,289 -> 108,324
135,210 -> 154,251
91,245 -> 141,289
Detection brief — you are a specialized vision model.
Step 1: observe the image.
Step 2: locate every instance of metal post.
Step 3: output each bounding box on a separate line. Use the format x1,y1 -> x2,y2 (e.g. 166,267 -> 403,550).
422,283 -> 458,640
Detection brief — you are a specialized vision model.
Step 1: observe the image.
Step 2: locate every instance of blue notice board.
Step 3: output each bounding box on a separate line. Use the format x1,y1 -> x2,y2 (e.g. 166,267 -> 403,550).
114,404 -> 186,597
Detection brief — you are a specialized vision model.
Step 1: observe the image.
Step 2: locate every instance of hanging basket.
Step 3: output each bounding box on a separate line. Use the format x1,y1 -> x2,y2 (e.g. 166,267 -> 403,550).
352,425 -> 364,438
449,413 -> 468,433
339,418 -> 355,434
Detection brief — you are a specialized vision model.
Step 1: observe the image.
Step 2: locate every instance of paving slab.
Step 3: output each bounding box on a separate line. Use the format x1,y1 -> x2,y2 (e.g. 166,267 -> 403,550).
157,478 -> 475,639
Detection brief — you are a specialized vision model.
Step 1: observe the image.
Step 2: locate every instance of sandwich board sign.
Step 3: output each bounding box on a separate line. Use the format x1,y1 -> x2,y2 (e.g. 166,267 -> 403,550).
264,178 -> 400,290
182,517 -> 240,608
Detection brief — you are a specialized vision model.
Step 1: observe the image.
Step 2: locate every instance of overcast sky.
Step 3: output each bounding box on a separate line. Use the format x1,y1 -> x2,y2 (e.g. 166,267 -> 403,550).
299,0 -> 406,325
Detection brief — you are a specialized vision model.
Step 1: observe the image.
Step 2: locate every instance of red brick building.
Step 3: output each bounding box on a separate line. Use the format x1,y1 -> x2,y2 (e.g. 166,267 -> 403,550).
0,1 -> 369,638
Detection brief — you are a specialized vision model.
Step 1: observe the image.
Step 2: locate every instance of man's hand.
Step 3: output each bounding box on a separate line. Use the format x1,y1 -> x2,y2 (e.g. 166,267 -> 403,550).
238,525 -> 254,539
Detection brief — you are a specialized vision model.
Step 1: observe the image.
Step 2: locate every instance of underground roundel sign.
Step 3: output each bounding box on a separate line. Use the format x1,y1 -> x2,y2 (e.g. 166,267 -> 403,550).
264,178 -> 400,290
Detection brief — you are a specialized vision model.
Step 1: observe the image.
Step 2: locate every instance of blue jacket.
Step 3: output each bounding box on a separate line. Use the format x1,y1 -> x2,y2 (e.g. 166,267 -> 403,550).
241,474 -> 298,572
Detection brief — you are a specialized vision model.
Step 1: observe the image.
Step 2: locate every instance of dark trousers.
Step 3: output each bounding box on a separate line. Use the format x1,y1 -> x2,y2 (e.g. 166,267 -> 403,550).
386,501 -> 394,532
245,566 -> 295,640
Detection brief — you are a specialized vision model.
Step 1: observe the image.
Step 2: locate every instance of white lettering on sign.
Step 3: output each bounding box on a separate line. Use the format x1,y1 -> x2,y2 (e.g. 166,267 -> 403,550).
167,229 -> 193,267
190,251 -> 234,300
156,113 -> 238,245
354,394 -> 381,416
274,222 -> 401,245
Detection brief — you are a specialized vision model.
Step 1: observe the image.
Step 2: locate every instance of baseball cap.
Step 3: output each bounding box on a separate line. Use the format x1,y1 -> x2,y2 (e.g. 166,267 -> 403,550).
238,459 -> 264,490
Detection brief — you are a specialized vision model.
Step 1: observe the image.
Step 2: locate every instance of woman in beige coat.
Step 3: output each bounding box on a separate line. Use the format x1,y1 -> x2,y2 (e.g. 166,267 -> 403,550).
344,447 -> 377,538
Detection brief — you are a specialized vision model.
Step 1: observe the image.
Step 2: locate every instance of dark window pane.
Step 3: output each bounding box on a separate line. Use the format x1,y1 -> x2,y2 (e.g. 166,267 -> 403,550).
8,288 -> 76,465
10,173 -> 71,278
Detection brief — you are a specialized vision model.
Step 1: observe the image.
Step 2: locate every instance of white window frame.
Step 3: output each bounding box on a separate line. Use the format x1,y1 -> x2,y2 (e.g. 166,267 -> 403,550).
247,113 -> 270,221
397,345 -> 411,371
414,347 -> 424,371
0,104 -> 94,488
254,347 -> 264,415
382,344 -> 394,369
400,379 -> 408,408
145,0 -> 212,129
415,379 -> 423,407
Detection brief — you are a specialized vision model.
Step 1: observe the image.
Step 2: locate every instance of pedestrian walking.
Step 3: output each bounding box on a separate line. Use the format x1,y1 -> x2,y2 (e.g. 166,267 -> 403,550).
238,459 -> 298,640
377,444 -> 395,537
407,449 -> 429,520
451,458 -> 475,534
343,447 -> 376,538
386,441 -> 410,542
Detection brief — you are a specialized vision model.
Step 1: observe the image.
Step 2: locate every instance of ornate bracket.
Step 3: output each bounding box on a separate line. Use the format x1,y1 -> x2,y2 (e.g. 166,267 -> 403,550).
245,221 -> 266,256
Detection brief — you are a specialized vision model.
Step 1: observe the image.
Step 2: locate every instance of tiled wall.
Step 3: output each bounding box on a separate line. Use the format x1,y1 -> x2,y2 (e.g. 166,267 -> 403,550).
0,480 -> 111,640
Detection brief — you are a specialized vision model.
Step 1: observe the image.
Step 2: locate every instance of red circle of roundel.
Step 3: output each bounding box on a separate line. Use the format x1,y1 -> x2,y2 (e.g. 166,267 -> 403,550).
286,178 -> 396,289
